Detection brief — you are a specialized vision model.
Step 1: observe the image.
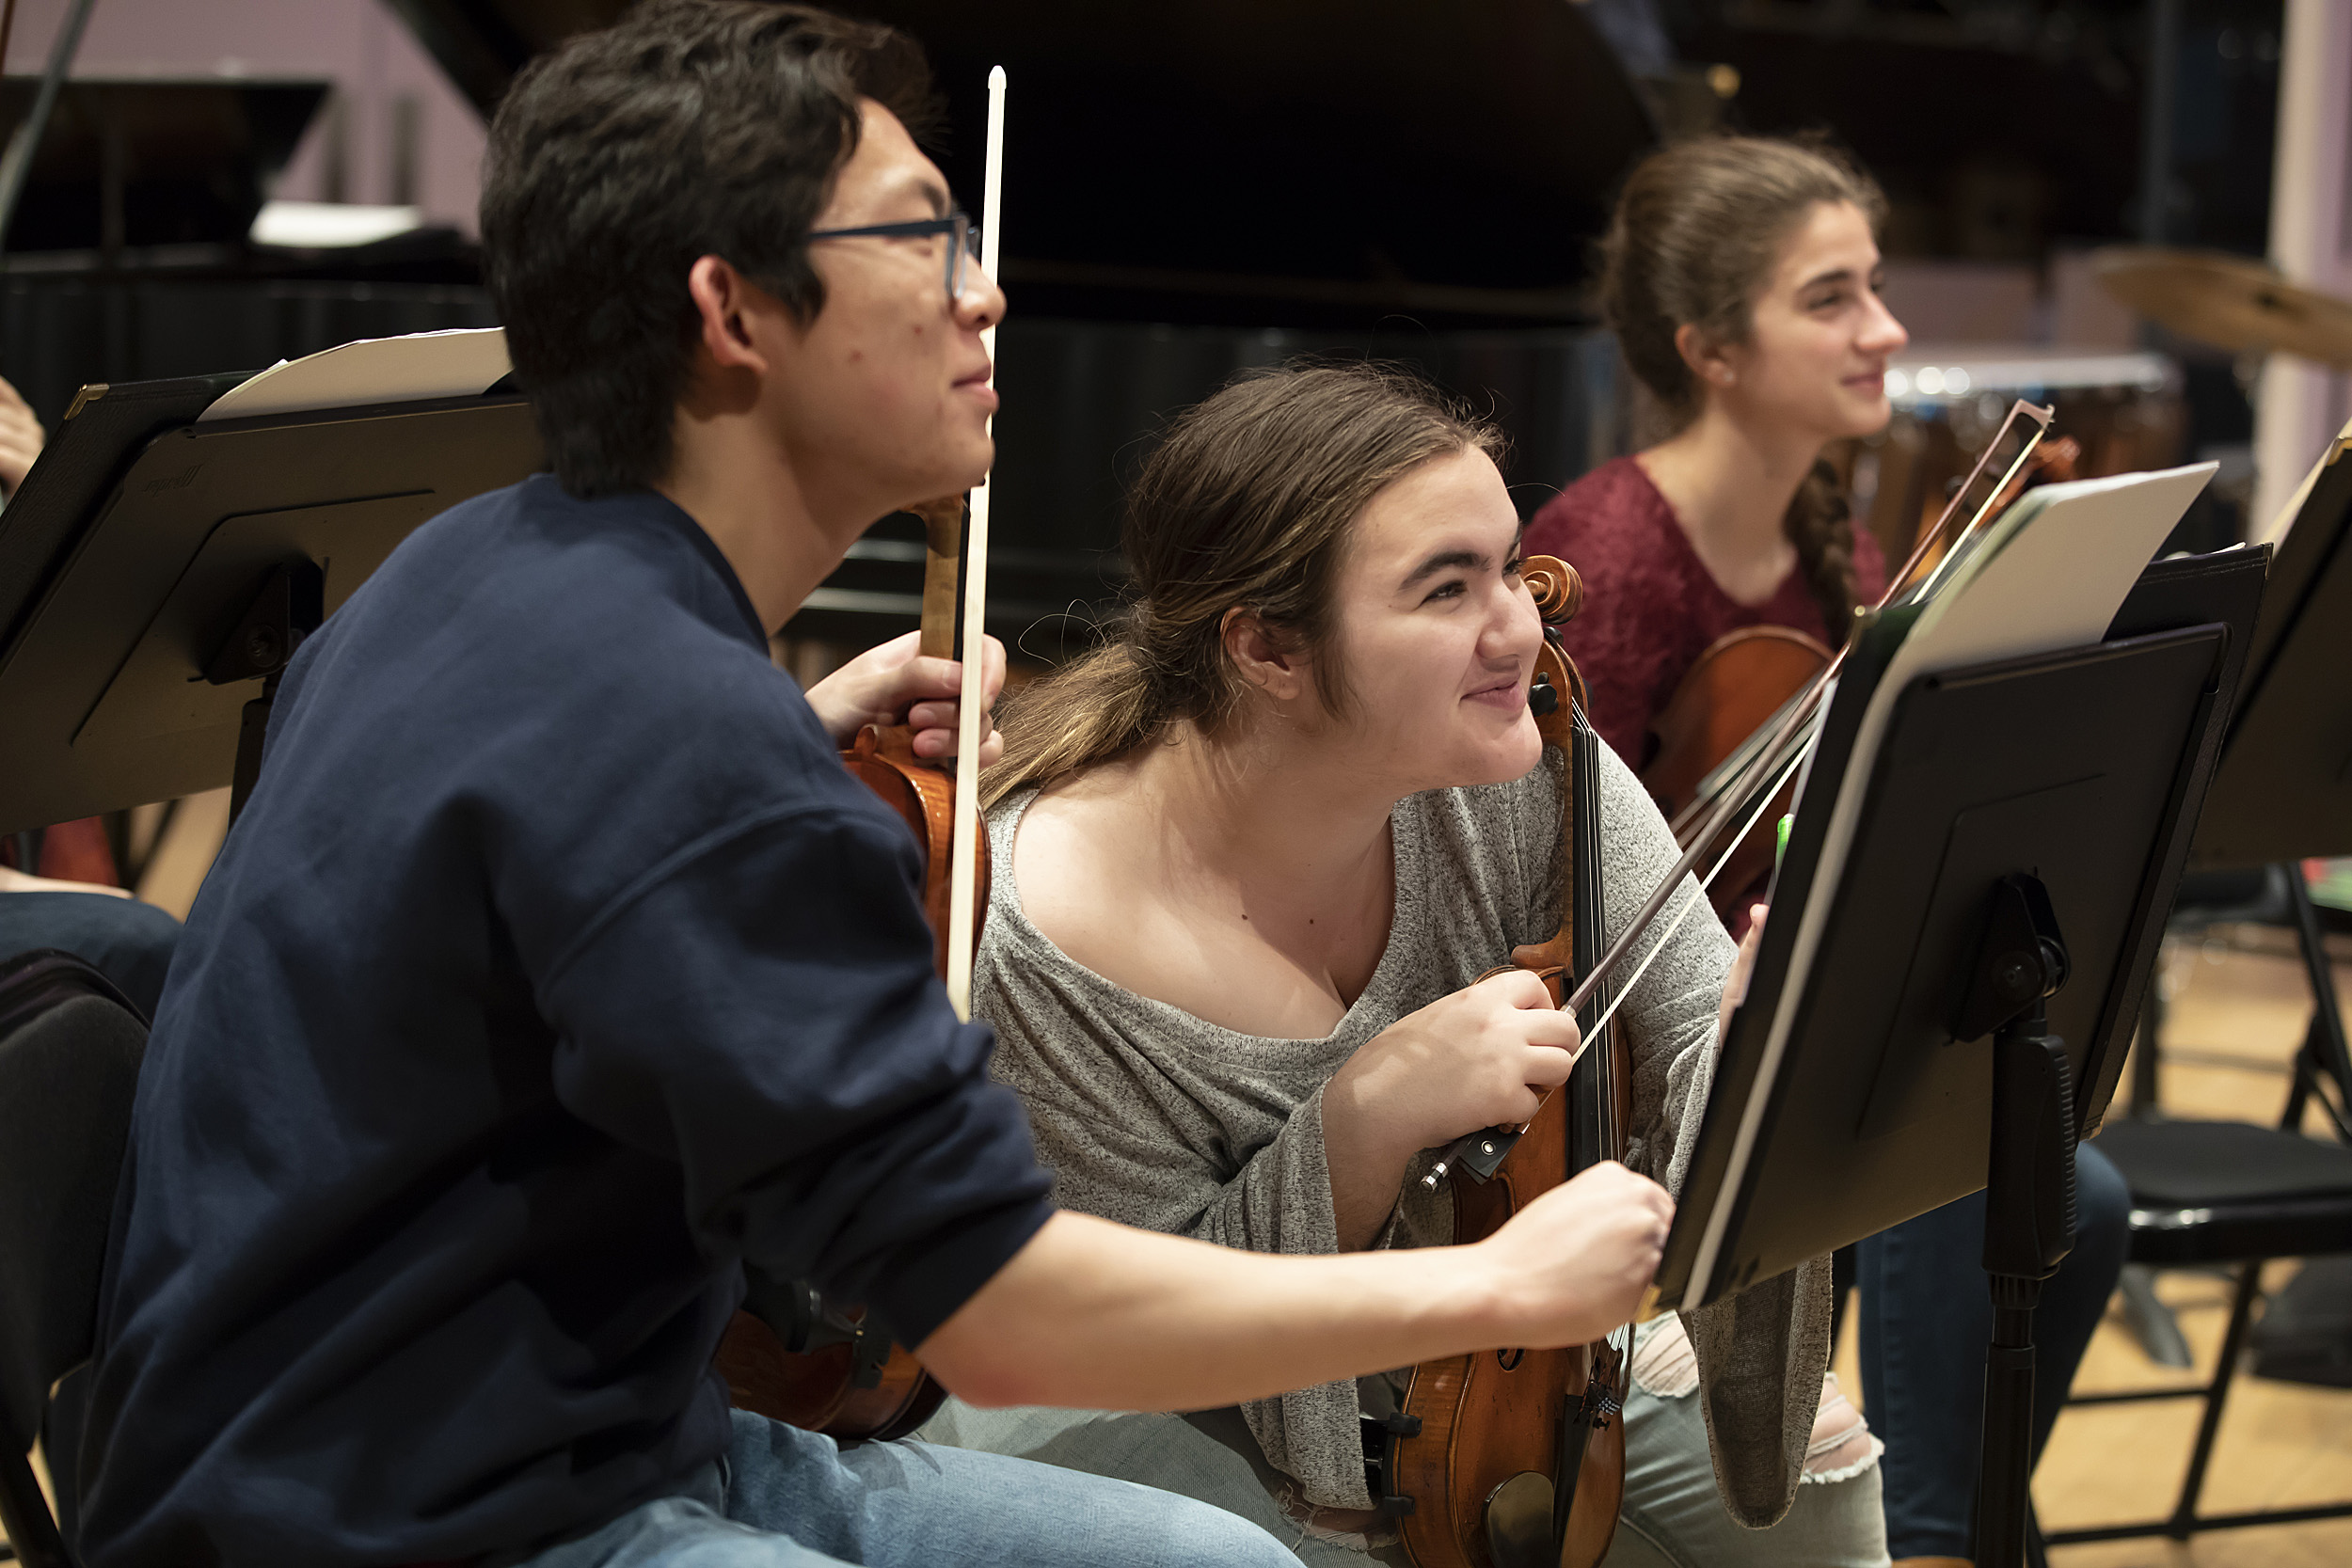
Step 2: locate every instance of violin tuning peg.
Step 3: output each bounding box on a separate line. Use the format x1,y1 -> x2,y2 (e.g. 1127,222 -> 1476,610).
1529,674 -> 1559,718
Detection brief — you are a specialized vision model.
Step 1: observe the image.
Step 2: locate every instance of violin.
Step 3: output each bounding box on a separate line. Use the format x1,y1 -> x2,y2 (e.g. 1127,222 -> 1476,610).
1394,407 -> 2072,1561
1649,420 -> 2080,916
1640,626 -> 1830,925
1385,557 -> 1631,1568
713,494 -> 984,1442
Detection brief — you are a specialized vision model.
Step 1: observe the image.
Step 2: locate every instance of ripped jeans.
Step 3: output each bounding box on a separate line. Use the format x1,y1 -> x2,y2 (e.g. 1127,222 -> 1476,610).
1603,1372 -> 1886,1568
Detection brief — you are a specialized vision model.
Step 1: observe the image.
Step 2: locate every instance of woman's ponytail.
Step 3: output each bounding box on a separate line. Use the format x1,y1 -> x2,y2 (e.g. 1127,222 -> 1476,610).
982,642 -> 1161,810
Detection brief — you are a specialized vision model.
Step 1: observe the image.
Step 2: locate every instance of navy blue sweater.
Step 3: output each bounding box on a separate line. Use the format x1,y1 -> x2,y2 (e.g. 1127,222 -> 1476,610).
80,477 -> 1053,1567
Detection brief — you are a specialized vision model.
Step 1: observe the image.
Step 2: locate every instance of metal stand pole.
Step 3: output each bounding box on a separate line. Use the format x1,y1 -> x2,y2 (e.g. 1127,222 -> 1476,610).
1974,997 -> 2078,1568
0,0 -> 99,264
1956,875 -> 2078,1568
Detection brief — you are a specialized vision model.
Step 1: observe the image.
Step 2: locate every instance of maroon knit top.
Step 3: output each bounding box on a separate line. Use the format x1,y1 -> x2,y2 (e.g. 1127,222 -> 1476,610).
1521,456 -> 1888,771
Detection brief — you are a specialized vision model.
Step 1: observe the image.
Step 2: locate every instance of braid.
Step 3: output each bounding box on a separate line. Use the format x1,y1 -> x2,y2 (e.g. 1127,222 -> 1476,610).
1784,457 -> 1859,643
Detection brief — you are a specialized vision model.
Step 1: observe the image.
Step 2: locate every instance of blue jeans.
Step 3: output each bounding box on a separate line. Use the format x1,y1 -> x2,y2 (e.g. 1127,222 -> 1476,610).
917,1336 -> 1886,1568
1852,1142 -> 2131,1560
508,1408 -> 1299,1567
0,890 -> 182,1019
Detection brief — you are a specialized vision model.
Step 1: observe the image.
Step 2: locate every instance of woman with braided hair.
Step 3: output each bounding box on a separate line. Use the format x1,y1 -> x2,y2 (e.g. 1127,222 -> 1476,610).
1522,135 -> 1894,792
1523,135 -> 2129,1568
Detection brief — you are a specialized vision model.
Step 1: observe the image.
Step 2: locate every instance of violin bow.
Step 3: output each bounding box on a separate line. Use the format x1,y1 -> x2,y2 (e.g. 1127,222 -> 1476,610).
1581,399 -> 2057,1015
1667,399 -> 2056,843
1425,400 -> 2057,1189
944,66 -> 1008,1023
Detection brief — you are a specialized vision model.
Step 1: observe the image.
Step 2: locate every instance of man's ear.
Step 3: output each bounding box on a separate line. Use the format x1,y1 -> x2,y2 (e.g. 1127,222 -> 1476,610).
1221,607 -> 1310,704
1673,321 -> 1740,394
685,256 -> 776,385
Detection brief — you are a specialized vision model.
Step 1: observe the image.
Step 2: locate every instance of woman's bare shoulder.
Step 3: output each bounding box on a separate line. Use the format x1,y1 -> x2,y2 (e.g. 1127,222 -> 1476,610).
1009,763 -> 1168,983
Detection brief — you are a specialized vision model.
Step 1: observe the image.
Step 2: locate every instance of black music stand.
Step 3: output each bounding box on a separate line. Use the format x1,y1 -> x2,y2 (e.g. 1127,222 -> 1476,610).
2173,427 -> 2352,1149
1648,546 -> 2262,1568
0,368 -> 542,834
2189,435 -> 2352,871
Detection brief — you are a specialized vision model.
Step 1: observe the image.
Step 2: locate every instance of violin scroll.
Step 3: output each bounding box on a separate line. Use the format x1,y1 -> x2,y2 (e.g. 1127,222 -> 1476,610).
1523,556 -> 1584,625
1520,555 -> 1591,739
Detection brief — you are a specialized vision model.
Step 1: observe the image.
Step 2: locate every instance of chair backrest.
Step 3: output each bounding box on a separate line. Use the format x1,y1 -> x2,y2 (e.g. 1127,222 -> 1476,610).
0,952 -> 147,1456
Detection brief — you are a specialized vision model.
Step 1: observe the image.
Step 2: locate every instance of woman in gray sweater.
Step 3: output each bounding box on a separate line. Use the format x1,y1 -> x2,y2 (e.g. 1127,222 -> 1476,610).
919,363 -> 1885,1568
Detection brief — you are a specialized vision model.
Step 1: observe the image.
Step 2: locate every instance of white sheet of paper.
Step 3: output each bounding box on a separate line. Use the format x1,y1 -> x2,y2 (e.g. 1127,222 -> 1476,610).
195,326 -> 511,423
2252,412 -> 2352,548
1687,461 -> 2218,1300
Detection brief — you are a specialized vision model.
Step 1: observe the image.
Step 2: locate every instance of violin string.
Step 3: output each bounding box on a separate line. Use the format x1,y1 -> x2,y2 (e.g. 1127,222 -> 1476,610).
1665,679 -> 1826,844
1435,421 -> 2051,1184
1422,626 -> 1808,1188
1671,682 -> 1816,842
1576,744 -> 1806,1050
1559,689 -> 1818,1024
1422,739 -> 1801,1192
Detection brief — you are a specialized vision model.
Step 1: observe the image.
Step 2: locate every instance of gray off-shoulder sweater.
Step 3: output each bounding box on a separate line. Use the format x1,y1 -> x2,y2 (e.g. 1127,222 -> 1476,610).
973,741 -> 1831,1526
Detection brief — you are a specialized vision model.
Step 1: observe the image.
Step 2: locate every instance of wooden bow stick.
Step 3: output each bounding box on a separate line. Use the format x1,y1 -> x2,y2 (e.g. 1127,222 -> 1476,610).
944,65 -> 1007,1022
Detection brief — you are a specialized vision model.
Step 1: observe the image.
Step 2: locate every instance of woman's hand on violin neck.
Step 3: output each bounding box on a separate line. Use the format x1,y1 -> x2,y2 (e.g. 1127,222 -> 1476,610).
1322,971 -> 1581,1246
801,628 -> 1008,764
1474,1162 -> 1673,1347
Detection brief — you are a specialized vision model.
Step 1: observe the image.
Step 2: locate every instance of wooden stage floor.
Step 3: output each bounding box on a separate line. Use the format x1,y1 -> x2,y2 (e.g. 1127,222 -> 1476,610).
1832,922 -> 2352,1567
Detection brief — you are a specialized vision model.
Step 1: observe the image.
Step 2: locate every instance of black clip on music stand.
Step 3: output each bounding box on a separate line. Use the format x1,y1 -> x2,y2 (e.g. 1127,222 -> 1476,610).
0,366 -> 543,836
1650,545 -> 2262,1568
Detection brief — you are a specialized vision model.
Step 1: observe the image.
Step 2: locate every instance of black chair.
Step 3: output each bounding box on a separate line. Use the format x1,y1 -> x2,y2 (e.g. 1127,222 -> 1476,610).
0,951 -> 148,1568
2053,867 -> 2352,1545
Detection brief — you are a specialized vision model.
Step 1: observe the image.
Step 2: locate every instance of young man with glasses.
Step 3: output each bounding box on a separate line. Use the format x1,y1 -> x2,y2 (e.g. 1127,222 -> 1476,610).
74,6 -> 1670,1566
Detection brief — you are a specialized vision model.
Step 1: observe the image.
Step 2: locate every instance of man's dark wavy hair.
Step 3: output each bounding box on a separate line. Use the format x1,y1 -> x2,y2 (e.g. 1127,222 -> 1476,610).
481,1 -> 939,497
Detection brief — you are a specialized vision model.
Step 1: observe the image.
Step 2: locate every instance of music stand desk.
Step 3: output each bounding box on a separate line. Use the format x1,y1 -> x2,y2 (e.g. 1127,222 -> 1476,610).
1650,546 -> 2259,1565
0,372 -> 542,833
2191,432 -> 2352,869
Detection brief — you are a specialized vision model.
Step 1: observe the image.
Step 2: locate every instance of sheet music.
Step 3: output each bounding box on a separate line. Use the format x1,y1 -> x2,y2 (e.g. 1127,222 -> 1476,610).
1687,461 -> 2219,1302
2251,412 -> 2352,548
195,328 -> 511,423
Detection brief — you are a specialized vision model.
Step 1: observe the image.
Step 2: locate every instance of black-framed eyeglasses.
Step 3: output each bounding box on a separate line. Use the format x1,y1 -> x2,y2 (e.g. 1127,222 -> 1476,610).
804,211 -> 980,303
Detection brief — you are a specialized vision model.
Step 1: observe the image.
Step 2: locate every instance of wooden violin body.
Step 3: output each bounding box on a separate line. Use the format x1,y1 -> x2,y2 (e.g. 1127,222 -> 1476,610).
716,1278 -> 946,1443
843,721 -> 993,980
1387,557 -> 1631,1568
715,494 -> 981,1444
1641,626 -> 1829,923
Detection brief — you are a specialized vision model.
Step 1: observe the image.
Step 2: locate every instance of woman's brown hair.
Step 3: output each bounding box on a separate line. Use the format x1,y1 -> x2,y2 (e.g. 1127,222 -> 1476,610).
1601,135 -> 1889,637
984,362 -> 1505,807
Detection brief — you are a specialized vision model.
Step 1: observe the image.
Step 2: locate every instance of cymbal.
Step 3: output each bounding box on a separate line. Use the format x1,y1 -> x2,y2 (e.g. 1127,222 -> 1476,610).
2093,246 -> 2352,368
